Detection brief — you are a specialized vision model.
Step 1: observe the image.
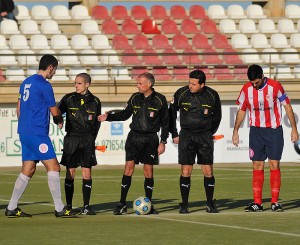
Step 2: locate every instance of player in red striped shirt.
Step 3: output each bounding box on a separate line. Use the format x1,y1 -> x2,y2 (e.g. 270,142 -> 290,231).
232,64 -> 299,212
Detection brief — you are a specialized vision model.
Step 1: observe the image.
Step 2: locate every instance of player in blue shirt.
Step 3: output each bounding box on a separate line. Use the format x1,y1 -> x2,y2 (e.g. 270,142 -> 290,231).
5,54 -> 75,218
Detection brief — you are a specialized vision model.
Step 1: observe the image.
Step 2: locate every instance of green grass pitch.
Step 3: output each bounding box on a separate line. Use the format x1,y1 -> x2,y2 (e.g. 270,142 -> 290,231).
0,163 -> 300,244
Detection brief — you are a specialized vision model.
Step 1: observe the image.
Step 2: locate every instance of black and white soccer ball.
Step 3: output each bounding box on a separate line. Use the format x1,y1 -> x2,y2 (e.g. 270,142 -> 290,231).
133,196 -> 151,215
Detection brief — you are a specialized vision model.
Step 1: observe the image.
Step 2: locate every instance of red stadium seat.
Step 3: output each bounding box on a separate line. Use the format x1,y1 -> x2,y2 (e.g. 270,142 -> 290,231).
91,6 -> 110,20
132,34 -> 151,49
189,5 -> 208,20
222,49 -> 243,64
162,49 -> 182,65
121,19 -> 141,35
112,35 -> 132,50
122,50 -> 141,65
202,48 -> 223,64
141,19 -> 161,34
182,48 -> 203,65
234,65 -> 249,80
161,19 -> 180,35
173,66 -> 189,80
181,19 -> 200,34
131,5 -> 149,20
201,19 -> 219,34
211,34 -> 231,49
152,66 -> 172,80
131,66 -> 149,79
151,5 -> 168,20
142,49 -> 163,65
0,69 -> 6,81
170,5 -> 187,20
172,34 -> 191,49
194,65 -> 214,80
192,34 -> 212,49
111,5 -> 129,20
152,34 -> 172,49
214,65 -> 234,80
101,19 -> 120,34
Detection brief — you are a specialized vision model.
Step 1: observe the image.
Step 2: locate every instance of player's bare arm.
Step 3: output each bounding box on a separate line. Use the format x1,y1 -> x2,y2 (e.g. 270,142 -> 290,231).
232,109 -> 246,147
283,104 -> 299,143
98,112 -> 108,122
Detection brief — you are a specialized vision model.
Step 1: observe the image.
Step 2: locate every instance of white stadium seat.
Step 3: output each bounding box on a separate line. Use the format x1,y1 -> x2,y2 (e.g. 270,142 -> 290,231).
111,67 -> 132,81
5,67 -> 26,81
251,33 -> 271,49
53,67 -> 69,81
219,19 -> 240,34
71,5 -> 91,20
68,67 -> 87,80
242,48 -> 262,64
17,50 -> 39,66
100,49 -> 121,65
281,48 -> 300,64
79,50 -> 100,65
31,5 -> 51,20
258,19 -> 278,33
290,33 -> 300,48
15,5 -> 31,20
231,34 -> 251,49
0,35 -> 9,49
239,19 -> 259,34
0,50 -> 18,65
9,35 -> 30,50
246,5 -> 267,19
81,20 -> 101,34
0,19 -> 20,34
90,67 -> 109,81
51,35 -> 71,50
71,35 -> 91,50
20,20 -> 40,34
277,19 -> 297,34
227,4 -> 247,19
270,34 -> 291,49
91,35 -> 112,50
30,35 -> 50,50
59,50 -> 80,65
207,5 -> 228,19
274,65 -> 294,79
261,48 -> 282,64
51,5 -> 71,20
285,4 -> 300,19
41,20 -> 61,35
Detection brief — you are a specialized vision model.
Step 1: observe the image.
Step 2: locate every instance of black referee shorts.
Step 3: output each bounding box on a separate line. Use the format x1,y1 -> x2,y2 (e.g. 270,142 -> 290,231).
60,134 -> 97,168
125,131 -> 159,165
179,130 -> 214,165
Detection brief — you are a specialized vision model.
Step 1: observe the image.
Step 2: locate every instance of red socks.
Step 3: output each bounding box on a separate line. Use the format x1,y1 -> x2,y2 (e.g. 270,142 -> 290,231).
270,169 -> 281,203
252,170 -> 264,205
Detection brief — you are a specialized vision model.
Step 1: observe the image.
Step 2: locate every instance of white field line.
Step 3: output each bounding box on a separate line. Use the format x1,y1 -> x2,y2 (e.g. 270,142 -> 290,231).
144,215 -> 300,238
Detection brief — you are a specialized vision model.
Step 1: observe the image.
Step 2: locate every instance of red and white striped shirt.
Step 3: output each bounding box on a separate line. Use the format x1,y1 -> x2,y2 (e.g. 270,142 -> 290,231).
236,78 -> 290,128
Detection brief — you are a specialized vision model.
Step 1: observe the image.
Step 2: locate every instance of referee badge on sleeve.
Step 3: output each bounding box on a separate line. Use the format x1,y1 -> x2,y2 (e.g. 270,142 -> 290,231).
150,111 -> 154,117
88,114 -> 93,120
204,109 -> 208,114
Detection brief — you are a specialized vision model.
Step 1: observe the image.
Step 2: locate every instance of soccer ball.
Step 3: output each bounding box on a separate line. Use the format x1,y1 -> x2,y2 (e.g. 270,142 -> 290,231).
133,196 -> 151,215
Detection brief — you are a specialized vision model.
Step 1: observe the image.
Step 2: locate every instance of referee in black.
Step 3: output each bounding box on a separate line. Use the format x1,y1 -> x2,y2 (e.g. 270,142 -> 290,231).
98,72 -> 169,215
58,73 -> 101,215
169,69 -> 222,214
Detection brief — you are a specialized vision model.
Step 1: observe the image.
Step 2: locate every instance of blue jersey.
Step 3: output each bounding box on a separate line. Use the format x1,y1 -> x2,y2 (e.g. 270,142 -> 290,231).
18,74 -> 56,136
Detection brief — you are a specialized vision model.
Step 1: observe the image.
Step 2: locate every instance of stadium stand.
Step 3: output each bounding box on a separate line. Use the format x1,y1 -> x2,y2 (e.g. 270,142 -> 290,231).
161,49 -> 182,65
191,34 -> 211,50
51,34 -> 71,50
0,19 -> 20,34
152,34 -> 172,49
0,35 -> 9,49
17,50 -> 39,66
281,48 -> 300,64
121,19 -> 141,35
101,19 -> 120,34
141,19 -> 161,34
231,34 -> 251,49
151,5 -> 168,20
239,19 -> 259,33
152,66 -> 172,81
278,19 -> 298,34
250,34 -> 271,49
68,67 -> 87,80
9,35 -> 29,50
71,5 -> 91,19
81,20 -> 101,34
20,20 -> 40,34
131,34 -> 151,49
211,34 -> 231,49
285,4 -> 300,19
5,67 -> 26,81
181,48 -> 203,64
112,35 -> 132,50
274,65 -> 294,79
30,35 -> 50,50
242,48 -> 263,64
71,34 -> 91,50
246,4 -> 267,19
91,34 -> 112,50
0,50 -> 18,65
290,33 -> 300,48
219,19 -> 240,34
79,50 -> 100,65
172,34 -> 191,50
270,33 -> 291,48
181,19 -> 200,34
173,66 -> 189,80
261,48 -> 283,64
214,65 -> 234,80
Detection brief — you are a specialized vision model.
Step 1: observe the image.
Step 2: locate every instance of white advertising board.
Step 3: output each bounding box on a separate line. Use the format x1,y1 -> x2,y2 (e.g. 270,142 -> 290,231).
0,102 -> 299,166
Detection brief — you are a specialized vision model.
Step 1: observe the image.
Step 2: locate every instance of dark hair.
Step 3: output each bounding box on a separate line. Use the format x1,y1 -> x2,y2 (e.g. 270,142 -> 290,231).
38,54 -> 58,70
189,69 -> 206,84
76,73 -> 91,84
247,64 -> 263,81
138,72 -> 155,87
